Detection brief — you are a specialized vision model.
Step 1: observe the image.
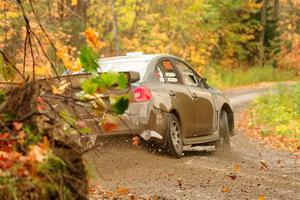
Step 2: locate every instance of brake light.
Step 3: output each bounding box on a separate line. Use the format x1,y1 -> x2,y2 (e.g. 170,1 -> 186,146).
133,86 -> 152,102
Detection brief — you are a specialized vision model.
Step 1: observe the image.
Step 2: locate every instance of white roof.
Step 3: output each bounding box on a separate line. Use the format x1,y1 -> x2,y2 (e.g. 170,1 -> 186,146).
99,54 -> 161,64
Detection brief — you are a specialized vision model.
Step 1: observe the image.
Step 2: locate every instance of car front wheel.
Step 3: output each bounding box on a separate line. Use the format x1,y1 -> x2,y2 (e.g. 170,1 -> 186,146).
165,114 -> 183,158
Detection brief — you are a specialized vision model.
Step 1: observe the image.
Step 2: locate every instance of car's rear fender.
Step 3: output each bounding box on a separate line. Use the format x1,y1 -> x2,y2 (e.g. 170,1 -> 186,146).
121,99 -> 169,140
148,85 -> 183,146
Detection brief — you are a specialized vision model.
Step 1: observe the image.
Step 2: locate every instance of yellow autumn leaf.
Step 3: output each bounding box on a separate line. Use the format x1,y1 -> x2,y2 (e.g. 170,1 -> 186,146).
114,188 -> 129,196
72,57 -> 82,72
56,43 -> 79,71
51,85 -> 61,95
51,80 -> 71,95
247,0 -> 262,9
35,65 -> 52,76
56,43 -> 68,58
258,195 -> 265,200
221,186 -> 231,193
85,29 -> 98,42
85,28 -> 103,50
56,47 -> 74,70
41,136 -> 49,150
234,164 -> 241,173
71,0 -> 77,6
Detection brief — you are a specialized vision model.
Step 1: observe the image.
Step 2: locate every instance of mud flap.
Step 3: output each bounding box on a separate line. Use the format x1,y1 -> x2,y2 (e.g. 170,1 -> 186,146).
140,130 -> 163,141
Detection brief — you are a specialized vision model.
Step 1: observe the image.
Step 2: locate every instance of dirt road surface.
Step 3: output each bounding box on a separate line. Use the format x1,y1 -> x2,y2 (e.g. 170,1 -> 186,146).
85,86 -> 300,200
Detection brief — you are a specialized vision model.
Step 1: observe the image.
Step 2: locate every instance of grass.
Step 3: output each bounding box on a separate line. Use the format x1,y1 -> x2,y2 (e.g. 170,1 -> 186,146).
249,83 -> 300,141
202,65 -> 299,89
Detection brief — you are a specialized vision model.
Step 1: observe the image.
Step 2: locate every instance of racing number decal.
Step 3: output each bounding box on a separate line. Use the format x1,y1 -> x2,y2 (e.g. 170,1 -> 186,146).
162,60 -> 173,70
158,59 -> 179,83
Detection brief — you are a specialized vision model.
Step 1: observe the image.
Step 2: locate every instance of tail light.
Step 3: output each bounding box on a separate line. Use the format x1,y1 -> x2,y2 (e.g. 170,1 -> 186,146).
133,86 -> 152,102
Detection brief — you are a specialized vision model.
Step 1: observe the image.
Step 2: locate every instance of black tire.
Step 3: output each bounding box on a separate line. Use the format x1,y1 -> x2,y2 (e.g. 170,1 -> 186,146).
165,114 -> 183,158
215,111 -> 231,151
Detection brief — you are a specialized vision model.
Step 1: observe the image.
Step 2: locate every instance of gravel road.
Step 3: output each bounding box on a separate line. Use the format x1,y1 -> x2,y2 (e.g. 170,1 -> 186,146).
85,86 -> 300,200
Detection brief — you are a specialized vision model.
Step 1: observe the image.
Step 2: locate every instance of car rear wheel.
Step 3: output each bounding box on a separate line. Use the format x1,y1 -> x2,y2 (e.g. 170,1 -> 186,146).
215,111 -> 231,151
165,114 -> 183,158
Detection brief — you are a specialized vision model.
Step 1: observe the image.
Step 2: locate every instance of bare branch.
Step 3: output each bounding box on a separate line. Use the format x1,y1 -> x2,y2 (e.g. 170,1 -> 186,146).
30,30 -> 61,79
28,30 -> 36,80
15,0 -> 62,80
23,31 -> 28,76
0,50 -> 25,79
29,0 -> 57,51
41,97 -> 86,136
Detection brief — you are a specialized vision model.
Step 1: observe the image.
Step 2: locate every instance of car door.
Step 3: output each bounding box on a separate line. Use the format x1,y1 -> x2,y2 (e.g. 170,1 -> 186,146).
173,59 -> 216,136
154,58 -> 198,137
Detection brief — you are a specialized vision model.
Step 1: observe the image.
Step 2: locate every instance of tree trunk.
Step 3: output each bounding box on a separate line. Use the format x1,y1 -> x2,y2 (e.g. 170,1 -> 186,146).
83,0 -> 88,28
112,0 -> 119,55
259,0 -> 268,67
75,0 -> 87,28
129,0 -> 144,37
58,0 -> 64,21
273,0 -> 280,20
48,0 -> 52,21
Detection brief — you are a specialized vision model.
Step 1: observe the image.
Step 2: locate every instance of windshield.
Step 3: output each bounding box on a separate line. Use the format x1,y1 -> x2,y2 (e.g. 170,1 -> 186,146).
98,61 -> 149,81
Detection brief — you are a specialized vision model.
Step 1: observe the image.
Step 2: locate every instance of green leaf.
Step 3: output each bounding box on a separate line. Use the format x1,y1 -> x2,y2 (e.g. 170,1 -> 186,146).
81,79 -> 98,94
101,71 -> 118,87
0,90 -> 5,104
0,54 -> 15,81
79,127 -> 92,134
91,77 -> 106,89
38,156 -> 66,172
110,95 -> 129,114
59,110 -> 76,126
0,54 -> 3,70
79,47 -> 98,75
118,73 -> 128,89
23,124 -> 43,145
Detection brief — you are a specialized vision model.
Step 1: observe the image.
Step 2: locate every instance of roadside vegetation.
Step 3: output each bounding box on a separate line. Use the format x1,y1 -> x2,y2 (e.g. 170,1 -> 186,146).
239,83 -> 300,152
1,1 -> 300,85
0,1 -> 130,198
203,65 -> 299,89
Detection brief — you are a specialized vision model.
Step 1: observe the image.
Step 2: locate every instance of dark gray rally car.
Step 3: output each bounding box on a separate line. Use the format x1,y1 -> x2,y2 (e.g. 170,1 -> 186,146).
96,53 -> 234,158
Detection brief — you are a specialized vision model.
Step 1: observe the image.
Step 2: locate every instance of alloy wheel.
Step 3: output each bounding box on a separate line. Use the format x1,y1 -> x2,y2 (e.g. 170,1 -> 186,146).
170,120 -> 182,154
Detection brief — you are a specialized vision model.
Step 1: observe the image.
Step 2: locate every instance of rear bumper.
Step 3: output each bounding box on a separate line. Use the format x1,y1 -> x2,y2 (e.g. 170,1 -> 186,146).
97,102 -> 168,142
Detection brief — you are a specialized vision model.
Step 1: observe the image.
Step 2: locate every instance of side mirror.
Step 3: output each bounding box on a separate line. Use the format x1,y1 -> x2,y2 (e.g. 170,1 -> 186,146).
126,71 -> 140,84
201,78 -> 209,89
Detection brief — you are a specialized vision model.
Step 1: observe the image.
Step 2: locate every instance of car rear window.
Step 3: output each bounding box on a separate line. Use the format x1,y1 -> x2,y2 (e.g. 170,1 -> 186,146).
156,59 -> 180,83
98,61 -> 149,82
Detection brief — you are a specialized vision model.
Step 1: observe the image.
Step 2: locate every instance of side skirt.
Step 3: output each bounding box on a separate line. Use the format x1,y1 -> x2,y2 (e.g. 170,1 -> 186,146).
183,131 -> 219,146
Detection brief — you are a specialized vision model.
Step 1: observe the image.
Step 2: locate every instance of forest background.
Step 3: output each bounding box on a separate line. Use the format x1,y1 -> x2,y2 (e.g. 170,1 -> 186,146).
1,0 -> 300,88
